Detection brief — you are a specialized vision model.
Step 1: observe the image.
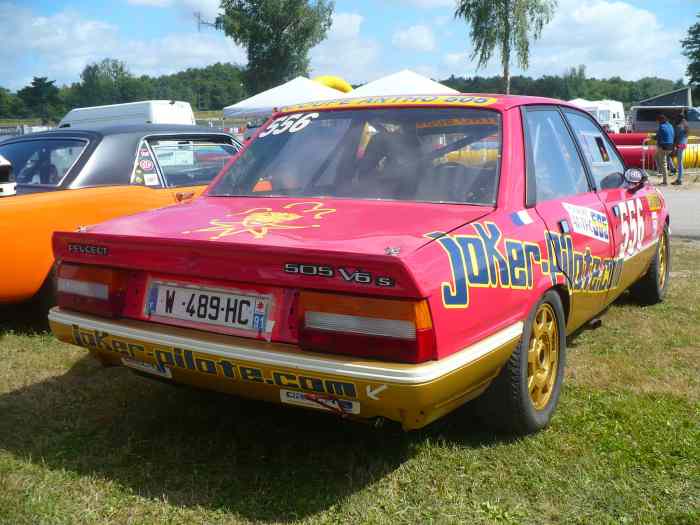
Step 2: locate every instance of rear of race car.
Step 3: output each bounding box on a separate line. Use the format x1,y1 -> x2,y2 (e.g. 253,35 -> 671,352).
49,100 -> 522,429
49,225 -> 520,430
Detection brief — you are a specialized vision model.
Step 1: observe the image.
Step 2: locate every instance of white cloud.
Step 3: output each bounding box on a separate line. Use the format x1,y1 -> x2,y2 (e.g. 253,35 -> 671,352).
0,2 -> 244,90
310,12 -> 383,85
392,25 -> 436,52
327,12 -> 363,40
441,0 -> 687,82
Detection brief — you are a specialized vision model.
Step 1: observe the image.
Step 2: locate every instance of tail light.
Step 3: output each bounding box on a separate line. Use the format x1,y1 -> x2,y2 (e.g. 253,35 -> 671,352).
298,291 -> 436,363
56,263 -> 127,317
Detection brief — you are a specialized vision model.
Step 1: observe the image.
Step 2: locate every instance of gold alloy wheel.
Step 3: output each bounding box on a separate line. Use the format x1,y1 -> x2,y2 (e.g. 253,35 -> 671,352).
527,303 -> 559,410
657,232 -> 668,290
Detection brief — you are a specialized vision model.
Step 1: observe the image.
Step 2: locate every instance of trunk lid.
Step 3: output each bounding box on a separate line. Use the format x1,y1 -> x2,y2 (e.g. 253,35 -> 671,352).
83,196 -> 491,257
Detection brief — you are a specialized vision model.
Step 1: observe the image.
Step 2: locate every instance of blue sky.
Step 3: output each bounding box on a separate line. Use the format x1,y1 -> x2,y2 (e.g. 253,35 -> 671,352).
2,0 -> 696,92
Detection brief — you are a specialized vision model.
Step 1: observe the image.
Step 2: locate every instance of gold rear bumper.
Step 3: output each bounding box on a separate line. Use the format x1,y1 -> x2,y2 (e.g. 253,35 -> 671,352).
49,307 -> 521,430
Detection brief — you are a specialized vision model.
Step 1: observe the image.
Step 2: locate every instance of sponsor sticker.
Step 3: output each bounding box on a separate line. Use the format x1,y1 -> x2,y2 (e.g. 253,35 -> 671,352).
144,172 -> 160,186
121,357 -> 172,378
510,209 -> 533,226
279,389 -> 360,414
562,203 -> 610,243
646,193 -> 662,211
139,159 -> 155,171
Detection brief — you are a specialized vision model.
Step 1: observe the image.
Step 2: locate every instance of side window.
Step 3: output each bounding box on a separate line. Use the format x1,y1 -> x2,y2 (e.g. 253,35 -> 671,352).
524,109 -> 590,203
564,110 -> 625,189
0,138 -> 87,186
148,138 -> 240,188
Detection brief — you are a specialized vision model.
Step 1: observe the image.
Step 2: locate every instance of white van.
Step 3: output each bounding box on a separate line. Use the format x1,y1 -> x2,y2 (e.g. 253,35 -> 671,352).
569,99 -> 626,133
58,100 -> 196,129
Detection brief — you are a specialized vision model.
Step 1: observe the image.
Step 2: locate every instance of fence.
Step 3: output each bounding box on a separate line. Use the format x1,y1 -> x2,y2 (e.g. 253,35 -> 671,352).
0,125 -> 53,141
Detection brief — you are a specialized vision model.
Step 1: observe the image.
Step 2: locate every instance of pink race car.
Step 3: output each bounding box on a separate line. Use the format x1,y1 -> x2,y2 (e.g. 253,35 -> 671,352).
49,95 -> 670,433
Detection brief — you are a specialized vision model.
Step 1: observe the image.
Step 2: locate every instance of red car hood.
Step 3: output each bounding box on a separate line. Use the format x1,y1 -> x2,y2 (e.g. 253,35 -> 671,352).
87,196 -> 492,256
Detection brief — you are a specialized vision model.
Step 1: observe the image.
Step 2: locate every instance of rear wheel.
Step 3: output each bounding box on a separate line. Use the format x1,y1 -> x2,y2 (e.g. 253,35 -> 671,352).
631,225 -> 670,305
475,290 -> 567,434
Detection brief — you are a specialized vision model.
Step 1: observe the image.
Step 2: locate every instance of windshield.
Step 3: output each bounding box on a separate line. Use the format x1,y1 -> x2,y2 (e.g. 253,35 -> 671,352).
210,108 -> 501,205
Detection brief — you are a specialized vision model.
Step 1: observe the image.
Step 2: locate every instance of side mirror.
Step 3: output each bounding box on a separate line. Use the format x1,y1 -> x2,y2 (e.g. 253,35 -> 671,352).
624,168 -> 646,186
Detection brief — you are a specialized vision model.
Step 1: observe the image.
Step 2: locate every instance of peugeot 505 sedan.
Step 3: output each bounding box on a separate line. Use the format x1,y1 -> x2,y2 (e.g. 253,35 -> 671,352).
48,95 -> 669,433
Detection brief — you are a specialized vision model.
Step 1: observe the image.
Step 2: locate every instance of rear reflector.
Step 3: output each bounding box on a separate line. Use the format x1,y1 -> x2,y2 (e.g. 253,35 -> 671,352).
305,311 -> 416,339
56,263 -> 126,317
299,291 -> 436,363
56,278 -> 109,300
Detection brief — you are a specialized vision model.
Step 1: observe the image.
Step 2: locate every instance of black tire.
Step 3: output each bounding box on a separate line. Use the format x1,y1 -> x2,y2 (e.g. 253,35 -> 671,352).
474,290 -> 567,434
630,225 -> 670,305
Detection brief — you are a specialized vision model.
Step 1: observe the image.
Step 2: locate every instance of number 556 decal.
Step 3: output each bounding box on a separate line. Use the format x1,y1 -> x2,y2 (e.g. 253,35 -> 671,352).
618,198 -> 645,257
259,113 -> 319,138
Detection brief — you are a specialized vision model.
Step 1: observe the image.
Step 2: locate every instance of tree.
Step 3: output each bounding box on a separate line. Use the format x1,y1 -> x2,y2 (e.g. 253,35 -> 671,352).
454,0 -> 557,94
217,0 -> 334,94
72,59 -> 135,107
681,13 -> 700,94
16,77 -> 63,123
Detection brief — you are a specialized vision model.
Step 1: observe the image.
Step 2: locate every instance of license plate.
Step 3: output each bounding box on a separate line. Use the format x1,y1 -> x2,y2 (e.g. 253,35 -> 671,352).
146,282 -> 270,333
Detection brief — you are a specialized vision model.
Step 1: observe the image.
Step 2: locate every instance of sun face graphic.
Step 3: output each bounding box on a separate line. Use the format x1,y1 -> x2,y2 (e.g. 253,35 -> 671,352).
184,202 -> 335,240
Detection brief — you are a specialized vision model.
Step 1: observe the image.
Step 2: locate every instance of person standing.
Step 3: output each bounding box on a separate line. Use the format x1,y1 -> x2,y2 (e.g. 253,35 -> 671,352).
654,114 -> 675,185
672,112 -> 689,185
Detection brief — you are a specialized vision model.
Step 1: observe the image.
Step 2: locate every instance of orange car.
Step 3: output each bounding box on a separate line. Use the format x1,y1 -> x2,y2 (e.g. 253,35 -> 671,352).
0,124 -> 240,305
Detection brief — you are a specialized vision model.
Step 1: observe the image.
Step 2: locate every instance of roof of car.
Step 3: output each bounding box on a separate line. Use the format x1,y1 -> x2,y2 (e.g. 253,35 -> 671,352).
280,93 -> 575,114
6,124 -> 233,141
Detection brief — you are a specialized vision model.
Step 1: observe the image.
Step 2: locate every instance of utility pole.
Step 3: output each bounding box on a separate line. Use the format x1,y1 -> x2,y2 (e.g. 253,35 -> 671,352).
194,11 -> 217,32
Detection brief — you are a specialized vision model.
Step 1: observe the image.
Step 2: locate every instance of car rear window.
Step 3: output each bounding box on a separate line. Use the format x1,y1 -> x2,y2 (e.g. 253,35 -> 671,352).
210,108 -> 501,205
145,139 -> 239,188
0,138 -> 87,187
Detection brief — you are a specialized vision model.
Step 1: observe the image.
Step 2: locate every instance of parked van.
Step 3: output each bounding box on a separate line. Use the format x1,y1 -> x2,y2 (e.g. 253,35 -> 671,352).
569,98 -> 626,132
58,100 -> 196,129
629,105 -> 700,133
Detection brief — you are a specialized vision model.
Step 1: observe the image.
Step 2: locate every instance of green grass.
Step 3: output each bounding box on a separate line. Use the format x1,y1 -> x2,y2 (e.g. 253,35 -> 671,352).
0,241 -> 698,525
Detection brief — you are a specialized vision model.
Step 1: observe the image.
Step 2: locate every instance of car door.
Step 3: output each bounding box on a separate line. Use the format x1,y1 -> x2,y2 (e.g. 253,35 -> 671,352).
522,106 -> 616,332
562,108 -> 660,304
144,136 -> 240,203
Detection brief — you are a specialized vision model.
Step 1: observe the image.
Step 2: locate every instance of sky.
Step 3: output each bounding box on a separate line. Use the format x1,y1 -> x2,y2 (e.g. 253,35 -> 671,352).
1,0 -> 697,92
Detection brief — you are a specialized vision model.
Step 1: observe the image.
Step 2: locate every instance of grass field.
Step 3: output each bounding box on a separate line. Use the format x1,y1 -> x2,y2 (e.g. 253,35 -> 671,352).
0,241 -> 698,525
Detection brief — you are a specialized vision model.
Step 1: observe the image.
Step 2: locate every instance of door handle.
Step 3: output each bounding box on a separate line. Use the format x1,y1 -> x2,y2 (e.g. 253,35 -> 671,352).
176,191 -> 195,202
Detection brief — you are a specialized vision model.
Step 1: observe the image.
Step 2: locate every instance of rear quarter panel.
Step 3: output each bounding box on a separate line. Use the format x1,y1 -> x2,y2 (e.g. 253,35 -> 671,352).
0,185 -> 187,303
406,209 -> 562,359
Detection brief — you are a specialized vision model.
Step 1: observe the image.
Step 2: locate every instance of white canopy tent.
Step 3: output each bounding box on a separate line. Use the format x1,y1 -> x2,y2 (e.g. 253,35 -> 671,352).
350,70 -> 458,97
223,76 -> 344,119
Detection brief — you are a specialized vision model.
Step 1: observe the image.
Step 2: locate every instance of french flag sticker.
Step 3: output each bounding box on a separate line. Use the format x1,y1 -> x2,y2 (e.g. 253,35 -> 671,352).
511,209 -> 533,226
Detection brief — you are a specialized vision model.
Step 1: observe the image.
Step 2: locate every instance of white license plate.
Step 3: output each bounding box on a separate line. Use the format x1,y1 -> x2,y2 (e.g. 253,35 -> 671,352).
146,282 -> 270,333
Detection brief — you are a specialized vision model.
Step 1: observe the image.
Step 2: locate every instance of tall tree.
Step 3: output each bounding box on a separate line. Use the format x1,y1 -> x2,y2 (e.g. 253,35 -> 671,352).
16,77 -> 63,123
681,13 -> 700,86
217,0 -> 334,94
454,0 -> 557,94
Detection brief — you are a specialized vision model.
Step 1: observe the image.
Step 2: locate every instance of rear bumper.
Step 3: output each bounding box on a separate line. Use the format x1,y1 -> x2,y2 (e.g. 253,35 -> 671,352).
49,307 -> 522,430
